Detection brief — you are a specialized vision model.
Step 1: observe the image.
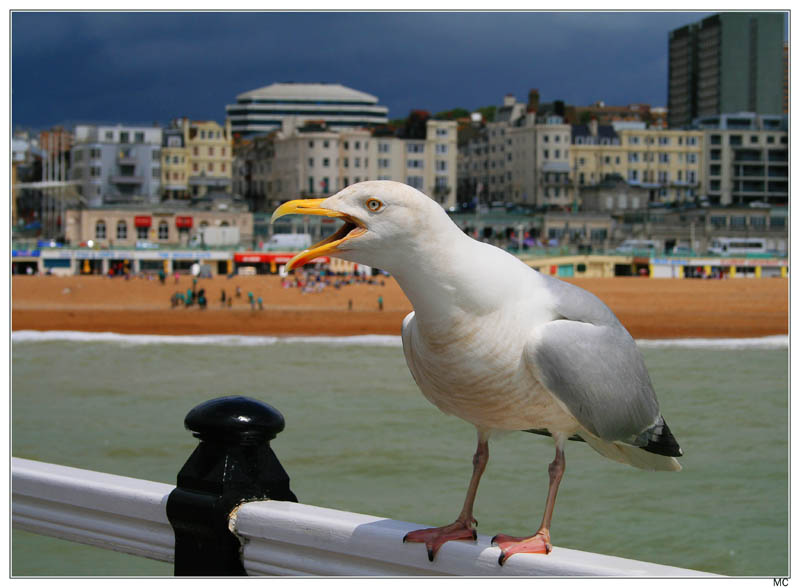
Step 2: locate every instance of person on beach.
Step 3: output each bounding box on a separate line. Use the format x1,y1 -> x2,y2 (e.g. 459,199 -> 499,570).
258,296 -> 263,310
220,290 -> 227,307
378,295 -> 384,311
248,292 -> 255,310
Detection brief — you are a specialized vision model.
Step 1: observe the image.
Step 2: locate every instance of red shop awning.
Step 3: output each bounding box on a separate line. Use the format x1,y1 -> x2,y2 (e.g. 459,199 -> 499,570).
134,216 -> 152,228
175,216 -> 193,229
233,252 -> 330,264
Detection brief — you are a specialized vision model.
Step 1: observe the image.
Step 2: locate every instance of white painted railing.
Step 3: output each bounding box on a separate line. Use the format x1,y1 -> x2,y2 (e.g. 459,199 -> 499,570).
12,457 -> 717,577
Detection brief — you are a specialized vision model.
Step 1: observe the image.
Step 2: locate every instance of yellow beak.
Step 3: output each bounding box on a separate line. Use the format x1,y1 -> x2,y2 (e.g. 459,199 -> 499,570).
270,199 -> 365,271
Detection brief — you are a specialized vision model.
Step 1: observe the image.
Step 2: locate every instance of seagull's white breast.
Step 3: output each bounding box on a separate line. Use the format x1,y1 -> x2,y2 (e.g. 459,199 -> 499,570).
403,296 -> 581,435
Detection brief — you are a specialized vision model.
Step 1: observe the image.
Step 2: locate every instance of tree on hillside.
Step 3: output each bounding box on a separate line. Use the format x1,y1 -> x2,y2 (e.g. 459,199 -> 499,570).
476,105 -> 496,122
433,107 -> 470,120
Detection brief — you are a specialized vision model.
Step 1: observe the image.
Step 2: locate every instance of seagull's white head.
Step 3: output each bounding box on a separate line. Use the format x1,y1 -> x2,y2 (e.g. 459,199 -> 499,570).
271,180 -> 455,272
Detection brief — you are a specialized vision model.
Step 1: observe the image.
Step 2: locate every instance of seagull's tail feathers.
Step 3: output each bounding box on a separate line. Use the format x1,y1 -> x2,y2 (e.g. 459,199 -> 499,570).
581,429 -> 682,472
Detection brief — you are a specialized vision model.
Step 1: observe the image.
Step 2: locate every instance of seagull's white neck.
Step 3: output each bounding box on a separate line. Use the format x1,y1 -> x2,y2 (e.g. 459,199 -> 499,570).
387,228 -> 533,327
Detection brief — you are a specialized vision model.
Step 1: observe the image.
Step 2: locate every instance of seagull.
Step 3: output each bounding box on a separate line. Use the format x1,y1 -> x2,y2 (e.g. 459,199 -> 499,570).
272,181 -> 682,565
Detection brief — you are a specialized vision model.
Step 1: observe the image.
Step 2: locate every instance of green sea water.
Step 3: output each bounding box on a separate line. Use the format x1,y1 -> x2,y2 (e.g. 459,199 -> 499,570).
11,334 -> 789,576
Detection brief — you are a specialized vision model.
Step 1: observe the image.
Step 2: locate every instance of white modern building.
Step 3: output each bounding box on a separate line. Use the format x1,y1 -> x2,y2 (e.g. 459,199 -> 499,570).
226,82 -> 389,137
70,124 -> 162,207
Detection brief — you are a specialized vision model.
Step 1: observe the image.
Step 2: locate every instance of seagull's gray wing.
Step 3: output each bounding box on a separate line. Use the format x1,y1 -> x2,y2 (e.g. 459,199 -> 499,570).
525,275 -> 660,442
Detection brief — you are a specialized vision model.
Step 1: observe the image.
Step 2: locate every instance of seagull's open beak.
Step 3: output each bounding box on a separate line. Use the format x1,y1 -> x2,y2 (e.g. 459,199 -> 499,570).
270,199 -> 366,271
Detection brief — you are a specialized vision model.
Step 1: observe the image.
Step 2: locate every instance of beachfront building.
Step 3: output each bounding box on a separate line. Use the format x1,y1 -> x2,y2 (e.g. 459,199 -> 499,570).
373,119 -> 458,209
509,112 -> 574,209
60,196 -> 252,275
571,123 -> 705,210
668,12 -> 785,128
694,112 -> 788,206
234,117 -> 458,215
459,93 -> 575,209
269,123 -> 377,203
70,124 -> 163,207
225,82 -> 389,137
161,118 -> 233,200
233,133 -> 276,212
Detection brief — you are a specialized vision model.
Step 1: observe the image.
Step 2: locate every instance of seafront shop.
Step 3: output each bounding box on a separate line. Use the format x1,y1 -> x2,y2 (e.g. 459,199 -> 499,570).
648,256 -> 788,279
231,252 -> 370,276
37,248 -> 233,276
524,254 -> 788,278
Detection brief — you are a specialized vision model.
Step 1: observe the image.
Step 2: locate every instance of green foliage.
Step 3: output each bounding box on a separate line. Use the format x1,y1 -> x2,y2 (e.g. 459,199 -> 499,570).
433,107 -> 470,120
476,105 -> 497,122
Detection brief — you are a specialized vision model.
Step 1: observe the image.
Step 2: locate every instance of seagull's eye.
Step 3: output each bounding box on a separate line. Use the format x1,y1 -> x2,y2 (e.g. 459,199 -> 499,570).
365,198 -> 383,212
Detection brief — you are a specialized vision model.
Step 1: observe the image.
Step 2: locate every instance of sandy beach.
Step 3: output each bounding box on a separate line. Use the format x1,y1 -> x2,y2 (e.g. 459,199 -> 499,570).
11,273 -> 788,339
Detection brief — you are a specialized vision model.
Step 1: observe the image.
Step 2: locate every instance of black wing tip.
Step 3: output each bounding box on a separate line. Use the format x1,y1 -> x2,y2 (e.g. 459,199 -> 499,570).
642,417 -> 683,458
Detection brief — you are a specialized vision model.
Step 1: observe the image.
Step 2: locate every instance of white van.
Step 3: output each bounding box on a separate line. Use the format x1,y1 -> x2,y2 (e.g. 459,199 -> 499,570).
264,233 -> 312,251
615,239 -> 658,254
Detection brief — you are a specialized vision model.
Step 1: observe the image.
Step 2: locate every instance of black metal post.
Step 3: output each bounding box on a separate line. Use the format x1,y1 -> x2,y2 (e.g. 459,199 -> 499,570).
166,396 -> 298,576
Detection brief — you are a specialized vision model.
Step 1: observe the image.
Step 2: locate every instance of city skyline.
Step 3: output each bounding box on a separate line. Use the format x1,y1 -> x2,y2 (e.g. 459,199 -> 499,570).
16,10 -> 778,132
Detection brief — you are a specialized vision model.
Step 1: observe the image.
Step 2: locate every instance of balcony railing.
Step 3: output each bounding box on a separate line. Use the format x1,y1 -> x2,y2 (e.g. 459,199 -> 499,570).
11,397 -> 720,578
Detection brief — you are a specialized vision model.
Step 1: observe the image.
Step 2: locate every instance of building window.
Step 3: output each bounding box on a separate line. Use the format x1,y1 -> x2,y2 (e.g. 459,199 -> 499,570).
710,135 -> 721,145
407,143 -> 424,154
543,149 -> 549,159
354,157 -> 361,168
406,176 -> 423,190
687,153 -> 697,164
193,147 -> 199,156
407,159 -> 423,169
137,226 -> 148,239
628,152 -> 639,163
208,147 -> 214,156
208,163 -> 213,172
687,136 -> 698,146
436,144 -> 448,154
379,142 -> 390,153
436,128 -> 448,136
117,220 -> 127,240
308,177 -> 314,194
135,132 -> 145,143
308,158 -> 314,167
659,136 -> 670,145
323,158 -> 330,167
729,135 -> 742,146
95,220 -> 106,239
435,160 -> 448,172
659,153 -> 670,163
158,221 -> 169,240
120,132 -> 129,143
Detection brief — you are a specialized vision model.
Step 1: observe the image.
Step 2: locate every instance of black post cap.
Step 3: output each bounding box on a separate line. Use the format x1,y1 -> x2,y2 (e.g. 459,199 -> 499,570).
184,395 -> 286,445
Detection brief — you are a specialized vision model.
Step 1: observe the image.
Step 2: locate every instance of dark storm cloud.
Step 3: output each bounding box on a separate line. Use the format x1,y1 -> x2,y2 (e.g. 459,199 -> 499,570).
12,11 -> 722,130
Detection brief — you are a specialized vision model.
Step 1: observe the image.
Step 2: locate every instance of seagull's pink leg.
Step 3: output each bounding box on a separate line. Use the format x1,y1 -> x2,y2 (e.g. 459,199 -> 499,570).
493,435 -> 566,565
403,432 -> 489,561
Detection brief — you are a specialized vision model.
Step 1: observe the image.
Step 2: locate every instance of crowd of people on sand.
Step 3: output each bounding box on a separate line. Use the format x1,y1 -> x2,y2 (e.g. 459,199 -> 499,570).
169,278 -> 264,311
164,267 -> 388,312
281,268 -> 386,294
